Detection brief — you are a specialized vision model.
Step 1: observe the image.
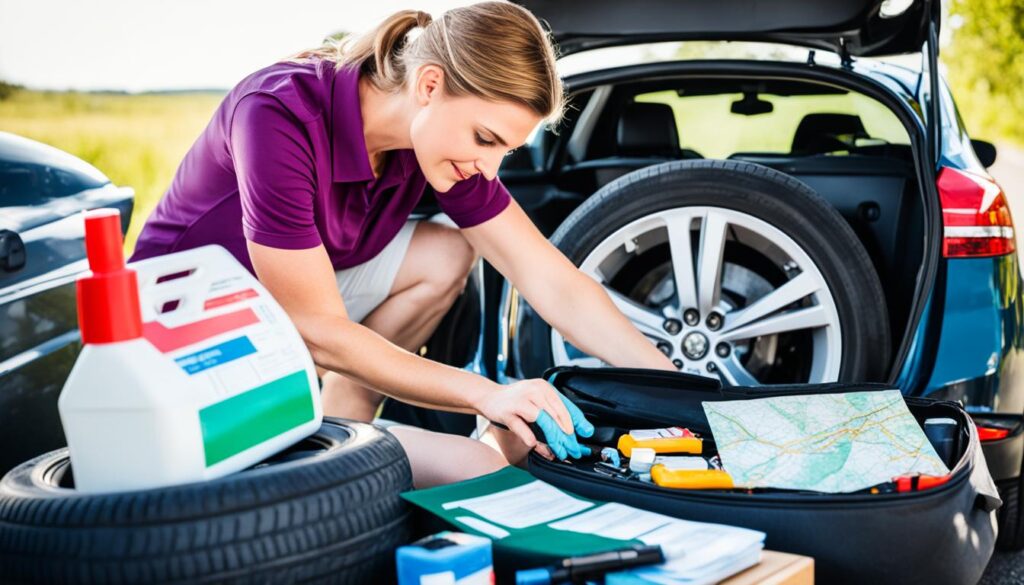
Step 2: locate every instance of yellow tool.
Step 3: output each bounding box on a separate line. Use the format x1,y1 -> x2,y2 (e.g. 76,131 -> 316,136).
650,465 -> 734,489
617,434 -> 702,457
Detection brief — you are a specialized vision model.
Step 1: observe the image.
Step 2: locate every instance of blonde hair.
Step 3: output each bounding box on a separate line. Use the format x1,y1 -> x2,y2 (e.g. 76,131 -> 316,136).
295,2 -> 565,127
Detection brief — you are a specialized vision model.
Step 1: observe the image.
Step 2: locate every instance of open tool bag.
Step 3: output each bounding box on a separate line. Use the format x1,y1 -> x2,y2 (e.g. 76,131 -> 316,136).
527,366 -> 1001,585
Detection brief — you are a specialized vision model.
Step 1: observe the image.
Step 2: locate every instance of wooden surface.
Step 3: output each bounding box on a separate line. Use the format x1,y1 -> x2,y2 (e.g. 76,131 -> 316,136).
720,550 -> 814,585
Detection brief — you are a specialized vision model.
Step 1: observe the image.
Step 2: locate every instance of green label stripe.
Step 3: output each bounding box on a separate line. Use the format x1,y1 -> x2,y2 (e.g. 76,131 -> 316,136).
199,370 -> 314,467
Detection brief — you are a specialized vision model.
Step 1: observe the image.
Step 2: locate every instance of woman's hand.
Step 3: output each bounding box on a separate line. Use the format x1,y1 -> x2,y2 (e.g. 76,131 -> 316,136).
475,378 -> 595,460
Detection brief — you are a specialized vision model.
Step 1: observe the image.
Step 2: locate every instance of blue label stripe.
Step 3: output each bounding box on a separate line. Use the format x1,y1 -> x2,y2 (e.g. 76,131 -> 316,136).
175,336 -> 257,375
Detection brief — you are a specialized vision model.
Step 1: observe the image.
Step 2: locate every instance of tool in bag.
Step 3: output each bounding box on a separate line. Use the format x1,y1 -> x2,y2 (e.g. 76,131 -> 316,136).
617,427 -> 704,456
650,466 -> 735,490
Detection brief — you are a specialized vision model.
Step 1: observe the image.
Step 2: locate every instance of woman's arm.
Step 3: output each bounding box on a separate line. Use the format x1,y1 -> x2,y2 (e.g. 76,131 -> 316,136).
247,240 -> 581,451
462,199 -> 676,371
227,94 -> 581,451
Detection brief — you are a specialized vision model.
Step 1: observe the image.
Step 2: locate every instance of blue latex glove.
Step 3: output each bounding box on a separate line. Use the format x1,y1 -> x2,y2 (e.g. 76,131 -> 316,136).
535,392 -> 595,460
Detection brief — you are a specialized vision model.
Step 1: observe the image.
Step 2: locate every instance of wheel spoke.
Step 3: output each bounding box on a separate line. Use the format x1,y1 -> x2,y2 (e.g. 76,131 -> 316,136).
718,305 -> 830,342
717,356 -> 760,386
720,272 -> 821,334
665,210 -> 699,312
696,211 -> 728,317
604,285 -> 668,340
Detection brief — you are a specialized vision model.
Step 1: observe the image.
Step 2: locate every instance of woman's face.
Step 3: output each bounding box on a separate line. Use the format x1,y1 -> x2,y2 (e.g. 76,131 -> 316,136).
410,65 -> 543,193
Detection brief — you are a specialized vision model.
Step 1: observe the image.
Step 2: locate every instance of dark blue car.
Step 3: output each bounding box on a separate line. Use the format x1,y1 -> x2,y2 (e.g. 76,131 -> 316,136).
3,0 -> 1023,552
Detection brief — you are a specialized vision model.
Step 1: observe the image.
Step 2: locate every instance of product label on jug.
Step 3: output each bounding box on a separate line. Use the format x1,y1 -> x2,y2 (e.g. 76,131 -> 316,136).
141,276 -> 315,466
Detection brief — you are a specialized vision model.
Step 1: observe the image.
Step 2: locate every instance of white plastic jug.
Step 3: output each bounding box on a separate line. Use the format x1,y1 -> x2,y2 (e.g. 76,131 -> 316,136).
58,208 -> 322,493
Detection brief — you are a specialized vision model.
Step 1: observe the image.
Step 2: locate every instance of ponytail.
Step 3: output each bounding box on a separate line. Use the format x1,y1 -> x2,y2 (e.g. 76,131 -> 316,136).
294,3 -> 565,127
345,10 -> 433,92
292,10 -> 431,92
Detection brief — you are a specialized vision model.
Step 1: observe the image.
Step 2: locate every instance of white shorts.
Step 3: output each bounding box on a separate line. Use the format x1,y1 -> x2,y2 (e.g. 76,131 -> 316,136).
335,220 -> 418,323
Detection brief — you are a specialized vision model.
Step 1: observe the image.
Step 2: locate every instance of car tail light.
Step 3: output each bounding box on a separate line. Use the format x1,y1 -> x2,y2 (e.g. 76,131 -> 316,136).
938,167 -> 1016,258
977,426 -> 1011,442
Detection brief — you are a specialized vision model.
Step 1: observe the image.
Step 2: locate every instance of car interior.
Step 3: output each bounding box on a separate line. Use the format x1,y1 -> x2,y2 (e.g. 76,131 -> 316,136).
406,71 -> 928,392
493,75 -> 926,367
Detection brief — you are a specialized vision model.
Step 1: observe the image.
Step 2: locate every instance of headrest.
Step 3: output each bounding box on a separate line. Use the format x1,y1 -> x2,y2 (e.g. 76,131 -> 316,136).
791,113 -> 867,154
617,102 -> 680,157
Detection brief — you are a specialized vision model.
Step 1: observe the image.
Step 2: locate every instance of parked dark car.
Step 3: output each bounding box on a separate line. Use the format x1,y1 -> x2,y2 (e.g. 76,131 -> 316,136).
0,131 -> 133,474
4,0 -> 1024,554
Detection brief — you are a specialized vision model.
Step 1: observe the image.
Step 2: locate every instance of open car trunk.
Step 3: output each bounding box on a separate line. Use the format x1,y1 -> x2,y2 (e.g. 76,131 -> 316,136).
496,59 -> 935,388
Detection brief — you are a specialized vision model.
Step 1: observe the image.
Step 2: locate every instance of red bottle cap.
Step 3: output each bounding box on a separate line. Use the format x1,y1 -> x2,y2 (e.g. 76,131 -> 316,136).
76,209 -> 142,344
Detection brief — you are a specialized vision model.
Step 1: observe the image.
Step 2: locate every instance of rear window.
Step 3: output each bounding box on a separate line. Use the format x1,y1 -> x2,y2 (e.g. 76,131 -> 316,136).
634,90 -> 910,159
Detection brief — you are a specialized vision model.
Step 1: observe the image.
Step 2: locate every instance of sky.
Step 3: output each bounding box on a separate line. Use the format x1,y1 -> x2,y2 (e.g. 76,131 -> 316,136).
0,0 -> 933,93
0,0 -> 482,92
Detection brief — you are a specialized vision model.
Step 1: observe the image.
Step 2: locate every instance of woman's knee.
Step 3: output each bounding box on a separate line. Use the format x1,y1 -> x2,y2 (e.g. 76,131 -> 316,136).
389,425 -> 508,488
415,224 -> 476,301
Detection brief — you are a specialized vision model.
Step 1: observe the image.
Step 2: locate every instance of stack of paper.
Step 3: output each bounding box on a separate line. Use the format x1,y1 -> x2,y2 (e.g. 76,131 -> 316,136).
404,467 -> 765,584
442,479 -> 594,531
550,504 -> 764,585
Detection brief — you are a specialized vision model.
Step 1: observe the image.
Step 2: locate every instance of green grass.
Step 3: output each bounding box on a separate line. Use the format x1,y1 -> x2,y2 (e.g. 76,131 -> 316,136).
0,90 -> 223,253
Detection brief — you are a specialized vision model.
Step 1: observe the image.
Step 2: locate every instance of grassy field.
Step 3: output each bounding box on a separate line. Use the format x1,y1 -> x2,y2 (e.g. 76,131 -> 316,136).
0,90 -> 223,253
0,81 -> 1014,258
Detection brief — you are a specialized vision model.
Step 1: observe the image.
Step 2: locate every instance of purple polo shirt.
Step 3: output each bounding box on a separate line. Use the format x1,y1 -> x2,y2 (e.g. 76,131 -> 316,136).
130,59 -> 511,273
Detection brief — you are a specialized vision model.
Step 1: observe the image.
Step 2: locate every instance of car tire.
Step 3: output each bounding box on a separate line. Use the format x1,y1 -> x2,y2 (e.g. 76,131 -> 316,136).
516,159 -> 891,384
0,418 -> 412,584
996,473 -> 1024,550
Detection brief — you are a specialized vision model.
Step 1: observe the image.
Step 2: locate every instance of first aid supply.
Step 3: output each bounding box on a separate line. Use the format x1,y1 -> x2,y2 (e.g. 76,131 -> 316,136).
601,446 -> 622,468
628,448 -> 657,474
58,209 -> 322,493
655,456 -> 711,471
651,466 -> 735,490
515,545 -> 665,585
618,427 -> 703,457
397,532 -> 493,585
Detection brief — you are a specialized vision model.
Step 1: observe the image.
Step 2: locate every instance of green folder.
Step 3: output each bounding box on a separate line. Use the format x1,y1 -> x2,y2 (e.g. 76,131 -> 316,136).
401,466 -> 642,565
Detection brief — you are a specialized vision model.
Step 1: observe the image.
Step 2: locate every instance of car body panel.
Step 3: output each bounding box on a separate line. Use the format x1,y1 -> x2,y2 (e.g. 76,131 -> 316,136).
924,256 -> 1024,410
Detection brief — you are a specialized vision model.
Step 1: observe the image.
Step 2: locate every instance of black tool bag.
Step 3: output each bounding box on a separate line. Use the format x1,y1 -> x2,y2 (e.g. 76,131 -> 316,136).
527,367 -> 1001,585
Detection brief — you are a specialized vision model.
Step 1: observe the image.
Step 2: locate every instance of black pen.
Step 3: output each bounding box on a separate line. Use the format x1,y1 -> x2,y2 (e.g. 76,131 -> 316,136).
515,544 -> 666,584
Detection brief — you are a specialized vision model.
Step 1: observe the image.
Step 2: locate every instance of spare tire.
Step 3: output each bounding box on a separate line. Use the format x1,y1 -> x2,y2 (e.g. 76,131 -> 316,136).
511,159 -> 891,384
0,419 -> 411,584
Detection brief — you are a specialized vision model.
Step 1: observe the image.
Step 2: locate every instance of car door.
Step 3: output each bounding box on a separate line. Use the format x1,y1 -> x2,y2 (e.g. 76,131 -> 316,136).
0,132 -> 133,475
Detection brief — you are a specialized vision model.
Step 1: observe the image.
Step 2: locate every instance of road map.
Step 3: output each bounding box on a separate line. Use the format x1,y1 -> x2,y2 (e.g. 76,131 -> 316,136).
703,390 -> 950,493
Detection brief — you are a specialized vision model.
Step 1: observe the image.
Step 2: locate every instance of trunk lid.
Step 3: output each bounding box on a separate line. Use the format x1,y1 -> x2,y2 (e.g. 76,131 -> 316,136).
516,0 -> 939,58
